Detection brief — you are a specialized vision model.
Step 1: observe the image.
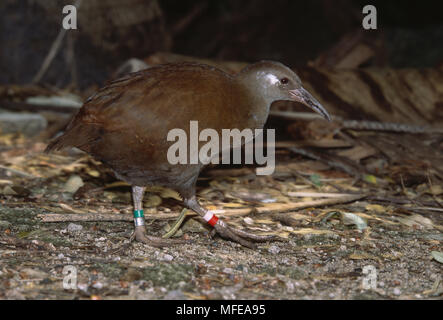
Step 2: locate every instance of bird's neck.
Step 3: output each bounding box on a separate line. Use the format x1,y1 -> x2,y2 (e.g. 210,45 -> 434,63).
234,79 -> 272,130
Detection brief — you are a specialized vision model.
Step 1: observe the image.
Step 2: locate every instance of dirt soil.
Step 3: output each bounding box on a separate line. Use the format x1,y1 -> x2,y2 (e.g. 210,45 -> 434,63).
0,138 -> 442,300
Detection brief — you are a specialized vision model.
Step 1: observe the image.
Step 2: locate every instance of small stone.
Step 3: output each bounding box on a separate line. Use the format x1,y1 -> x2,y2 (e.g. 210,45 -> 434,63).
268,245 -> 280,254
285,281 -> 295,293
57,253 -> 65,259
223,267 -> 234,274
92,282 -> 104,289
77,283 -> 88,292
67,223 -> 83,232
393,288 -> 401,296
63,175 -> 84,193
162,254 -> 174,262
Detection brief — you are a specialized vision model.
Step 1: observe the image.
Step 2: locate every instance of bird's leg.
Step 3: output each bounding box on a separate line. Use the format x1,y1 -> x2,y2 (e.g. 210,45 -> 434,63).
131,186 -> 185,247
184,196 -> 275,249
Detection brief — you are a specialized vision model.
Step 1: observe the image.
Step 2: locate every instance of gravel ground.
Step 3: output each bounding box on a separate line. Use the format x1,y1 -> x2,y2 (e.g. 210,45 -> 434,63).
1,206 -> 442,300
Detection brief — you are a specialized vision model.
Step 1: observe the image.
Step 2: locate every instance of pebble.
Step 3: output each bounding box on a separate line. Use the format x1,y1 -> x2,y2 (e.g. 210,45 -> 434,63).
77,283 -> 88,292
393,288 -> 401,296
285,281 -> 295,293
268,245 -> 280,255
63,175 -> 84,193
67,223 -> 83,232
223,267 -> 234,274
162,254 -> 174,262
92,282 -> 104,289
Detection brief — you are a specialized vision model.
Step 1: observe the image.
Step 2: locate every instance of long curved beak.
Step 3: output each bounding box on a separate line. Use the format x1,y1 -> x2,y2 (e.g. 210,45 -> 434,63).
289,87 -> 331,121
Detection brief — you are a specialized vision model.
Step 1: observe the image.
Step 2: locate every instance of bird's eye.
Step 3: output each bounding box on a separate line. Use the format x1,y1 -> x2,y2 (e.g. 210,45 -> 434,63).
280,78 -> 289,85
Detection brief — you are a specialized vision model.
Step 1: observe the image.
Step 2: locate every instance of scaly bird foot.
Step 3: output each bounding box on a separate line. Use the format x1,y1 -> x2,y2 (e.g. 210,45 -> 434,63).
213,221 -> 275,249
131,226 -> 188,248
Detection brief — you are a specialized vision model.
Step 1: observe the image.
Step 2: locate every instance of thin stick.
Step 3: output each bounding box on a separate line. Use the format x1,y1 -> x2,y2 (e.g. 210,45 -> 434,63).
162,208 -> 188,238
0,165 -> 37,179
37,194 -> 366,223
269,110 -> 443,134
287,192 -> 358,198
32,0 -> 83,84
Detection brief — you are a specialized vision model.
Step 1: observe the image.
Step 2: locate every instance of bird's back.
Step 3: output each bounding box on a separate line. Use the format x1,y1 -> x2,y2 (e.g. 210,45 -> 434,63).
46,63 -> 252,187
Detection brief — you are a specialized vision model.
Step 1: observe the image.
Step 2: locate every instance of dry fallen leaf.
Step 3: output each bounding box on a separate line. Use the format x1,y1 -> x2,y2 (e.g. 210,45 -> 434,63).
431,251 -> 443,264
395,214 -> 435,230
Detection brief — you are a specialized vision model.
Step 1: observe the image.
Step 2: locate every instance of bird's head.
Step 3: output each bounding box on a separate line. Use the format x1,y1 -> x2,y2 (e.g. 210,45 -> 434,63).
238,61 -> 331,121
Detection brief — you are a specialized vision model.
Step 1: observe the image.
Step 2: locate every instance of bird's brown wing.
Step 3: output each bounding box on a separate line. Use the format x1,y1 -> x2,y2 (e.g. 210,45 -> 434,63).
45,63 -> 245,165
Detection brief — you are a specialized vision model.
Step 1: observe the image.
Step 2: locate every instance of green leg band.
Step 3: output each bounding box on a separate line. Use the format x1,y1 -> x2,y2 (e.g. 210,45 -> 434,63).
133,210 -> 145,226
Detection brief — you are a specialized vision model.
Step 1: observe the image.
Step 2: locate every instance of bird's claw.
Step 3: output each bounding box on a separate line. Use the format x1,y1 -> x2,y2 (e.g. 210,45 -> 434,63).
131,226 -> 188,248
213,221 -> 275,249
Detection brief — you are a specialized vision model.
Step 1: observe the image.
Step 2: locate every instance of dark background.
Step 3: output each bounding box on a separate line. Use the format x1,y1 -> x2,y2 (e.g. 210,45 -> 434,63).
1,0 -> 443,88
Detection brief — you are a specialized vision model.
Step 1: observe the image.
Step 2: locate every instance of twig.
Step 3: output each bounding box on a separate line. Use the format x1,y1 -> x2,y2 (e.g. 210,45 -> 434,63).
32,0 -> 83,84
287,192 -> 359,198
171,2 -> 207,36
66,30 -> 78,89
0,100 -> 79,113
0,165 -> 38,179
341,120 -> 443,134
37,194 -> 366,223
367,195 -> 438,207
408,206 -> 443,213
269,110 -> 443,134
162,208 -> 189,238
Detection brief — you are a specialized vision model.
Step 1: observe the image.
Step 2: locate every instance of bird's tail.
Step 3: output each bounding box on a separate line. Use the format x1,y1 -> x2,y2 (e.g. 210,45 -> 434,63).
45,132 -> 71,153
45,121 -> 100,154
